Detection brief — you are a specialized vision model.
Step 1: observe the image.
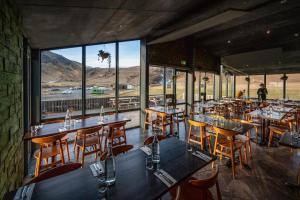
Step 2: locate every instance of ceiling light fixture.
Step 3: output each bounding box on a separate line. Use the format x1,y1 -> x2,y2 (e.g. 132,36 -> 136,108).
266,30 -> 271,34
294,33 -> 299,37
227,40 -> 231,44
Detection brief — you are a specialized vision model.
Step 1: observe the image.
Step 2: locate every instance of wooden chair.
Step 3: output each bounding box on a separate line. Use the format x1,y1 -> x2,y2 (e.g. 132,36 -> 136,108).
26,163 -> 82,185
268,113 -> 295,147
32,133 -> 67,177
144,108 -> 154,131
100,144 -> 133,160
108,122 -> 127,146
42,119 -> 70,161
143,135 -> 167,145
153,111 -> 173,135
213,126 -> 243,179
231,118 -> 252,161
169,166 -> 221,200
75,126 -> 103,166
173,111 -> 187,134
112,144 -> 133,156
244,113 -> 261,144
71,116 -> 92,151
188,120 -> 212,153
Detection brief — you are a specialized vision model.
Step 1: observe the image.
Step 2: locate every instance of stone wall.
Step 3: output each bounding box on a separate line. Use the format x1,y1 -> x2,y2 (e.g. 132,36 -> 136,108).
0,0 -> 24,198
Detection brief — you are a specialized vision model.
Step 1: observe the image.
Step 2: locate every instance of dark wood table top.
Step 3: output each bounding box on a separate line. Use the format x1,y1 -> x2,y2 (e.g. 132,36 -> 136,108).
149,106 -> 185,115
24,115 -> 131,140
248,109 -> 288,122
279,132 -> 300,149
28,138 -> 214,200
192,114 -> 253,134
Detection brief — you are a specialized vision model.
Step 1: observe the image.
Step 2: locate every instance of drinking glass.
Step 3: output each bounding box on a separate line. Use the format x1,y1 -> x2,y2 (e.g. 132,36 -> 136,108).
186,142 -> 193,152
145,154 -> 153,170
97,167 -> 107,194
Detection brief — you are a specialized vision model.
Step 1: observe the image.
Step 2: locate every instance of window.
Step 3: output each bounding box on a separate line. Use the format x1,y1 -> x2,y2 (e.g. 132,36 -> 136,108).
165,68 -> 174,96
119,40 -> 140,127
41,47 -> 82,119
194,71 -> 201,101
214,74 -> 220,99
228,76 -> 234,97
149,66 -> 164,106
286,74 -> 300,100
266,74 -> 283,99
235,76 -> 248,98
250,75 -> 264,98
176,71 -> 186,104
206,73 -> 214,100
85,43 -> 116,115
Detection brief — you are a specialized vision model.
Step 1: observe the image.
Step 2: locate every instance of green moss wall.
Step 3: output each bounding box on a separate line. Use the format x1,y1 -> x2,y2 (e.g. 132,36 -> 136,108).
0,0 -> 24,198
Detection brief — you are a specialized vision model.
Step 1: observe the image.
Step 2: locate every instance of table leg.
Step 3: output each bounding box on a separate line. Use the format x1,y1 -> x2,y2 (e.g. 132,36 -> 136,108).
259,119 -> 267,146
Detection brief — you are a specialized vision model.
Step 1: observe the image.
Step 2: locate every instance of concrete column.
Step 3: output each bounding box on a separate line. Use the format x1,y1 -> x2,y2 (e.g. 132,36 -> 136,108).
219,65 -> 223,99
31,49 -> 41,124
140,39 -> 149,128
82,46 -> 86,116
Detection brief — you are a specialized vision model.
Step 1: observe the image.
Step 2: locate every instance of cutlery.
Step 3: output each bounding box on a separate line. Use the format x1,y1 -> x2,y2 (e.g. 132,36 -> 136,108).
157,170 -> 174,185
94,163 -> 103,174
196,151 -> 212,161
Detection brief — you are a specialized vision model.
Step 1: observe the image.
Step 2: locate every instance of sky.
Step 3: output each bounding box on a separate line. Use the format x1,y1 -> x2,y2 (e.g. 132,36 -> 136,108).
51,40 -> 140,68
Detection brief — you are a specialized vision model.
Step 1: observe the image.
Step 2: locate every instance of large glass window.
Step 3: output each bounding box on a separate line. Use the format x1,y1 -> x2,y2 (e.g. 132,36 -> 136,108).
165,68 -> 174,96
119,41 -> 140,127
85,43 -> 116,115
206,73 -> 214,100
235,76 -> 248,98
214,74 -> 220,100
250,75 -> 264,98
176,71 -> 186,104
149,66 -> 164,106
286,74 -> 300,100
266,74 -> 283,99
41,47 -> 82,119
227,76 -> 234,98
194,71 -> 201,101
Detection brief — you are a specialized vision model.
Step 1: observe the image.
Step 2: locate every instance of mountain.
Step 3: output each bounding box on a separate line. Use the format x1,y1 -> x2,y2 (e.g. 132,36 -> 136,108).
41,51 -> 165,88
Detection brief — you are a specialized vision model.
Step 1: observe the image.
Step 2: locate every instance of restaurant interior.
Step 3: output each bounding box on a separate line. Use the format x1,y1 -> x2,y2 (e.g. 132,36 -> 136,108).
1,0 -> 300,199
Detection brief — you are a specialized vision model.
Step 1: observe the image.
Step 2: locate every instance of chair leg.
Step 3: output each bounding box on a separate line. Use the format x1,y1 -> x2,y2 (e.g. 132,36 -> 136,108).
81,148 -> 85,166
248,139 -> 252,159
231,150 -> 236,179
268,130 -> 273,147
76,146 -> 80,161
220,147 -> 223,161
255,127 -> 259,144
207,137 -> 212,154
35,155 -> 42,177
65,140 -> 70,162
243,144 -> 248,164
239,149 -> 243,169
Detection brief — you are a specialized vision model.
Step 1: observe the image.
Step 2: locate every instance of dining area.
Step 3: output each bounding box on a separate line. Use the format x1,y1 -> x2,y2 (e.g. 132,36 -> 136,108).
5,97 -> 300,200
2,0 -> 300,199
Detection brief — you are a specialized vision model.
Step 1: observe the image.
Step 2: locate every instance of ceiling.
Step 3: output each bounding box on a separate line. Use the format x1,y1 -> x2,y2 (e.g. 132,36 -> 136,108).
16,0 -> 300,74
15,0 -> 207,49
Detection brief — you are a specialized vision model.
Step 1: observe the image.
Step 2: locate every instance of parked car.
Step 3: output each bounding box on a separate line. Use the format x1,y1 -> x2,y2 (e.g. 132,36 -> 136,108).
62,89 -> 72,94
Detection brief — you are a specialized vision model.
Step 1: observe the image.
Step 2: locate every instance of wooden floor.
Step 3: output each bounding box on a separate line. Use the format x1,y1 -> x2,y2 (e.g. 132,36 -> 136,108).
28,125 -> 300,200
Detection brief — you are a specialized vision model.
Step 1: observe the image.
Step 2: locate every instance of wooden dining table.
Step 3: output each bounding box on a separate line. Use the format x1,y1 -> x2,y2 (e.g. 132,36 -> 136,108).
24,115 -> 131,140
148,106 -> 185,135
17,138 -> 215,200
248,107 -> 293,145
192,114 -> 253,134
